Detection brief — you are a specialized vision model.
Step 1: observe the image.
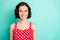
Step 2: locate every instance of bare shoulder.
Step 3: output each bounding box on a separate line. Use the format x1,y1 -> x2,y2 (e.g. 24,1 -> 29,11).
10,23 -> 15,31
31,22 -> 37,30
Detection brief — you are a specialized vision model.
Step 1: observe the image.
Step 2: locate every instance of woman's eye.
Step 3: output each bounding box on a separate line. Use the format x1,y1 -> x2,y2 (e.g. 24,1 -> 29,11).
25,10 -> 27,12
19,10 -> 22,12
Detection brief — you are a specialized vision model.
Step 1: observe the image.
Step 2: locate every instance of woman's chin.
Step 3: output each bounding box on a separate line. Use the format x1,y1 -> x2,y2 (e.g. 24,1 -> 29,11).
21,17 -> 27,20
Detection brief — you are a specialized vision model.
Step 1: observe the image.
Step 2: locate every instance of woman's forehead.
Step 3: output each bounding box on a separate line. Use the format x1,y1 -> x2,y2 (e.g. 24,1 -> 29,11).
19,5 -> 28,10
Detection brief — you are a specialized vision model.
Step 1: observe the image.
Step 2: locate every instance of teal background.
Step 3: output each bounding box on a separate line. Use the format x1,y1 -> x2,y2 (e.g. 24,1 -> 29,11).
0,0 -> 60,40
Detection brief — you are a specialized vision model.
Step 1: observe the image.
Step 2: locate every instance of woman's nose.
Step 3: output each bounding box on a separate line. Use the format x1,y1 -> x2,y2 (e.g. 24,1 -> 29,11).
22,11 -> 26,14
22,12 -> 24,14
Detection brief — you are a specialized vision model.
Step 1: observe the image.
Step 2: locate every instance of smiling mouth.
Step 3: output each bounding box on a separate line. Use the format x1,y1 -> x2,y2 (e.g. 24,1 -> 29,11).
21,15 -> 27,18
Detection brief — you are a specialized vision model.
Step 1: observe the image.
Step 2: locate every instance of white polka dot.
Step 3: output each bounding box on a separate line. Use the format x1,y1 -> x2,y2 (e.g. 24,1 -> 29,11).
26,38 -> 27,39
16,32 -> 17,33
19,38 -> 20,39
19,35 -> 20,36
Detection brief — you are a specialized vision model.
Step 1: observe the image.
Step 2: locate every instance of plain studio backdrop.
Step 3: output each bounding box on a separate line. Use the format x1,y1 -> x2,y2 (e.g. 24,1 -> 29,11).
0,0 -> 60,40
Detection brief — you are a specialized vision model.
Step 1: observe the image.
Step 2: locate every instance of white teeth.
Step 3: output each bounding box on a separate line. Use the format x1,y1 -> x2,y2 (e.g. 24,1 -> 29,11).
22,16 -> 25,17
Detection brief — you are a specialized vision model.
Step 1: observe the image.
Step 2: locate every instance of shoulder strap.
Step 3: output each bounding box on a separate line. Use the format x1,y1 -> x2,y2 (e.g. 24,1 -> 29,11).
15,22 -> 17,29
30,22 -> 31,28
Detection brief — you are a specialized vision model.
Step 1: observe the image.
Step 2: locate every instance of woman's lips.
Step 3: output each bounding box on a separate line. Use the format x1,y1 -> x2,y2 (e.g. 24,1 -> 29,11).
21,15 -> 26,18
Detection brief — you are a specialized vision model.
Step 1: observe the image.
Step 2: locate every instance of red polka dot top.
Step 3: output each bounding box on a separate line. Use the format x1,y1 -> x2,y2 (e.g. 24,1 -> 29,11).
13,22 -> 34,40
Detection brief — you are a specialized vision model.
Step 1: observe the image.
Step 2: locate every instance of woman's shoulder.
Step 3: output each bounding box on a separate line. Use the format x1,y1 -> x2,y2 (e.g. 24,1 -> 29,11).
10,22 -> 16,31
31,22 -> 37,30
31,22 -> 36,27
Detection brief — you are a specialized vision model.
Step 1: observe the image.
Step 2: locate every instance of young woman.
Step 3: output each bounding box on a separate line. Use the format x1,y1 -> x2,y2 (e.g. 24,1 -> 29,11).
10,2 -> 36,40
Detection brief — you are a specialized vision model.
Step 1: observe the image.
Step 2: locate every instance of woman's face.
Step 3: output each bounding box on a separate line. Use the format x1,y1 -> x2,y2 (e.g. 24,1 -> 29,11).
19,5 -> 28,20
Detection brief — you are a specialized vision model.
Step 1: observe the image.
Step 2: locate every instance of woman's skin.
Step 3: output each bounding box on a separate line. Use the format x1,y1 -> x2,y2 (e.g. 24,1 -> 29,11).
10,5 -> 36,40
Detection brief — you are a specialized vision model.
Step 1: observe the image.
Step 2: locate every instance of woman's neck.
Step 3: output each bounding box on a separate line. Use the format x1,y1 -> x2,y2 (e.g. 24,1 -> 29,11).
19,19 -> 29,24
